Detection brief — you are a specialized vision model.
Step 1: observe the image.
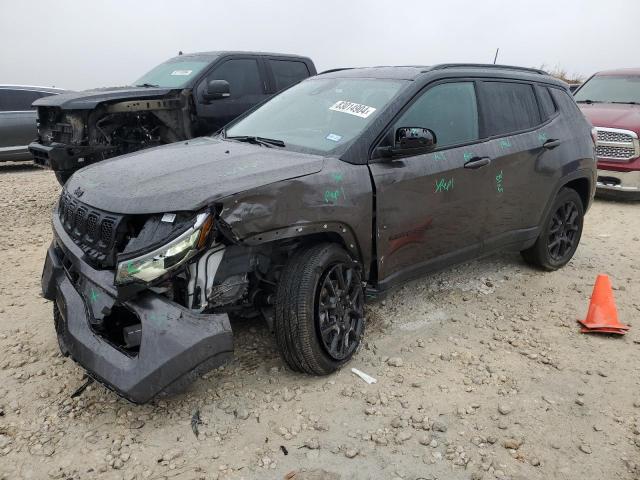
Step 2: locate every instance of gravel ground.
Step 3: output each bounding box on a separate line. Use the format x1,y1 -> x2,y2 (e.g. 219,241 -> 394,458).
0,163 -> 639,480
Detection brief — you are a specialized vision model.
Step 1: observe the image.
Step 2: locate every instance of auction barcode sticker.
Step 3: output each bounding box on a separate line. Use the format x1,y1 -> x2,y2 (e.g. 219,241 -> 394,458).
170,70 -> 193,76
329,100 -> 376,118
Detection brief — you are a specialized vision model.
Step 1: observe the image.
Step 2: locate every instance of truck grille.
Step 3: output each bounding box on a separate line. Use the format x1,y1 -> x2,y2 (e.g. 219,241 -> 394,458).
595,127 -> 639,162
58,191 -> 125,268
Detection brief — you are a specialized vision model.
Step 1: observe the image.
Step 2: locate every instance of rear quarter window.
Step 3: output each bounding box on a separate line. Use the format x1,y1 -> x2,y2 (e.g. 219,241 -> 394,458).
480,81 -> 541,136
270,60 -> 310,91
536,85 -> 557,121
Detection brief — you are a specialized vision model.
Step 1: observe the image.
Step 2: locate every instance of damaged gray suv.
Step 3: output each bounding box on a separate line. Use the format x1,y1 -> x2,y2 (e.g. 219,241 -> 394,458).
42,64 -> 596,402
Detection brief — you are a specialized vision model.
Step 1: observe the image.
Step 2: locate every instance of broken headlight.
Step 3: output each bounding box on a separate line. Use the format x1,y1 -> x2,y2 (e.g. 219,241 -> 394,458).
115,213 -> 213,285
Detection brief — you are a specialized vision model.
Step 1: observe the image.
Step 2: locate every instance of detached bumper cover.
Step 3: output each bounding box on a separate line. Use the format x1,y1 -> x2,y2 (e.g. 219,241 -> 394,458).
42,240 -> 233,403
596,168 -> 640,197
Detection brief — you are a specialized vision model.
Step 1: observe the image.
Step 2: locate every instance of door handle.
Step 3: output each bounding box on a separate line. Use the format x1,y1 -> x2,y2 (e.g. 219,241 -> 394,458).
543,139 -> 561,149
464,156 -> 491,169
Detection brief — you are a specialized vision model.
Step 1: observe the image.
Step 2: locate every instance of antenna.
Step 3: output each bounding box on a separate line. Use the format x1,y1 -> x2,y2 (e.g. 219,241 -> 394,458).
493,48 -> 499,64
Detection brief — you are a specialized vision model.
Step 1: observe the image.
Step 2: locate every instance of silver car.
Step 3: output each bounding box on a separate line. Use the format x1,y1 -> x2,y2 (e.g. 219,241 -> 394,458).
0,85 -> 66,161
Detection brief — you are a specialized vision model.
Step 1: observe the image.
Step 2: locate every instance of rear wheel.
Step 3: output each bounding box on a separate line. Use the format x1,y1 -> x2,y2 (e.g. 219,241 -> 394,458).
275,243 -> 365,375
521,187 -> 584,270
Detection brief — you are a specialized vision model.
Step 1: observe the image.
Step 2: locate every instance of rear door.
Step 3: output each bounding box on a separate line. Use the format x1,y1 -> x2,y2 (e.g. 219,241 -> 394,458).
476,80 -> 556,249
369,80 -> 492,286
194,56 -> 270,133
0,88 -> 46,158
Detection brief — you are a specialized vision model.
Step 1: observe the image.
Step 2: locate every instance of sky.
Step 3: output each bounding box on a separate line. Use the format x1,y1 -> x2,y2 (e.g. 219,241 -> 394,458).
1,0 -> 639,91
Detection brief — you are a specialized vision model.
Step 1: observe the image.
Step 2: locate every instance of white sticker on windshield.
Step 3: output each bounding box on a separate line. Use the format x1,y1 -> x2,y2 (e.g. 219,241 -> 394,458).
329,100 -> 376,119
170,70 -> 193,76
326,133 -> 342,142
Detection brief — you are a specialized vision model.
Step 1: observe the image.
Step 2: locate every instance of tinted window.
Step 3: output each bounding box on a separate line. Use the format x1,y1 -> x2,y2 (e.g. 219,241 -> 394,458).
394,82 -> 479,148
0,89 -> 48,111
209,59 -> 263,98
270,60 -> 309,91
536,86 -> 556,120
481,82 -> 541,136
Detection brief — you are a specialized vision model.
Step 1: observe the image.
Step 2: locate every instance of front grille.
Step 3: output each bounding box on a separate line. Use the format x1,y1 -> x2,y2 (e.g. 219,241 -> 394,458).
596,144 -> 637,159
58,191 -> 126,268
595,127 -> 639,162
597,130 -> 633,143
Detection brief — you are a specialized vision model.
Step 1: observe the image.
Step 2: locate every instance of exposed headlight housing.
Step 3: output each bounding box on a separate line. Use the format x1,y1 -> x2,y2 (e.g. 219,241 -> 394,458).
115,212 -> 213,285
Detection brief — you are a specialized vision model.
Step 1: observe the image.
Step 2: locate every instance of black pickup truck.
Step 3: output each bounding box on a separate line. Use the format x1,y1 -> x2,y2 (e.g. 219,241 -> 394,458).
29,51 -> 316,184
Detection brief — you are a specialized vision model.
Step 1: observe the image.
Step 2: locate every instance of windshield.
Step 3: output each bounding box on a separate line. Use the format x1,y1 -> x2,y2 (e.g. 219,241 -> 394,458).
574,75 -> 640,104
225,78 -> 405,153
132,58 -> 211,88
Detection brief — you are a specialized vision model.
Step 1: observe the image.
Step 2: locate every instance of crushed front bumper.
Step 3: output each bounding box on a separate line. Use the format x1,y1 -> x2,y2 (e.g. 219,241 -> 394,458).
596,168 -> 640,199
41,225 -> 233,403
29,141 -> 98,172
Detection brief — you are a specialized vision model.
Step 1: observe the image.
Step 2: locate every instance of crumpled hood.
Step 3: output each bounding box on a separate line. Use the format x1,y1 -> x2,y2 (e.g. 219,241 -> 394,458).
66,137 -> 325,214
33,86 -> 178,110
579,103 -> 640,136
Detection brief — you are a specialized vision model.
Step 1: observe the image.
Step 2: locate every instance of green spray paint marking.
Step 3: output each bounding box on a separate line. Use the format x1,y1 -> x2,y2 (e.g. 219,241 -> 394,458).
324,182 -> 347,203
463,151 -> 474,162
127,262 -> 139,275
434,152 -> 446,162
538,132 -> 548,142
434,178 -> 454,193
499,138 -> 512,149
496,170 -> 504,193
148,313 -> 167,328
332,172 -> 344,183
89,288 -> 99,303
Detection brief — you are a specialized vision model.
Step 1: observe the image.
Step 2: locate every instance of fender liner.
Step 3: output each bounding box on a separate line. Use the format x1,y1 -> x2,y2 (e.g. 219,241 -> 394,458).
240,221 -> 367,277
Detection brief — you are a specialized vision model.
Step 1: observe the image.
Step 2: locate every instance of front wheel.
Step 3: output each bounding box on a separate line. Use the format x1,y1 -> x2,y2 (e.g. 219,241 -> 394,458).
275,243 -> 365,375
521,187 -> 584,270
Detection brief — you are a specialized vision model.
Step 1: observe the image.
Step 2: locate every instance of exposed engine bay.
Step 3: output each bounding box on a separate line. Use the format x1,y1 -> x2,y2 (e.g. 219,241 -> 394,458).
31,91 -> 194,179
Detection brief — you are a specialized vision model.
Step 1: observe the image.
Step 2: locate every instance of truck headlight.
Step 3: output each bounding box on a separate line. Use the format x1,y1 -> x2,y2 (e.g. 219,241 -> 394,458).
115,213 -> 213,285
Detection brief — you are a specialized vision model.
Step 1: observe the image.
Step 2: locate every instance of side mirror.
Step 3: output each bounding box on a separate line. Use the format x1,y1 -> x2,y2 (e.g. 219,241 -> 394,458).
396,127 -> 437,150
377,127 -> 437,159
203,79 -> 230,101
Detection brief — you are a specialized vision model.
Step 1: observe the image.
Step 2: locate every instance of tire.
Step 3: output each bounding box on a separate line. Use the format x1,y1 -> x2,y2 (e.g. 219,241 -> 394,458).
54,171 -> 72,186
521,187 -> 584,271
275,243 -> 365,375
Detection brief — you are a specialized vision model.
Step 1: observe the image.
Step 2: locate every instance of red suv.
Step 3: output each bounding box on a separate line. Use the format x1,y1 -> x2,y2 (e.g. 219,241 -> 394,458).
574,68 -> 640,199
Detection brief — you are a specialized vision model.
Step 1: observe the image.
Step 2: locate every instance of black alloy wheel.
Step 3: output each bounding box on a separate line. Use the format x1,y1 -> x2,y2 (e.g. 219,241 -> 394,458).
317,263 -> 365,361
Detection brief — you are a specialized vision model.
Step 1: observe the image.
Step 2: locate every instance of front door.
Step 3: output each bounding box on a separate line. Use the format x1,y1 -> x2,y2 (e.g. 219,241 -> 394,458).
369,81 -> 491,288
194,56 -> 269,134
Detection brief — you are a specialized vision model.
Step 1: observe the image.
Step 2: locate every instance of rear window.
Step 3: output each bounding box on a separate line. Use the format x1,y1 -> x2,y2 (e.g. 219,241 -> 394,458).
537,86 -> 557,120
0,89 -> 50,111
270,60 -> 310,91
481,81 -> 541,136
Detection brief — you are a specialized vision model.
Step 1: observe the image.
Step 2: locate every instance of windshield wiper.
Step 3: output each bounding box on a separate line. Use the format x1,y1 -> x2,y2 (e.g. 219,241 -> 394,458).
610,101 -> 639,105
226,135 -> 285,148
576,99 -> 602,104
135,83 -> 160,88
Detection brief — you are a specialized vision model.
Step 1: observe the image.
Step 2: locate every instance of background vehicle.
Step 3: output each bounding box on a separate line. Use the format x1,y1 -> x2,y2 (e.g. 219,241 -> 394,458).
28,51 -> 316,184
0,85 -> 66,162
42,64 -> 595,402
574,68 -> 640,199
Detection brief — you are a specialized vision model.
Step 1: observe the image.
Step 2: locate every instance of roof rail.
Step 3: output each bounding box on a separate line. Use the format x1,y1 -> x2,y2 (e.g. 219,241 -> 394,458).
429,63 -> 547,75
319,67 -> 354,75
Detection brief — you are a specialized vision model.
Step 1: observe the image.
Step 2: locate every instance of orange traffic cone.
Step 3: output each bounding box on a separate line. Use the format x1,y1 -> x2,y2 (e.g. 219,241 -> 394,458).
578,274 -> 629,335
